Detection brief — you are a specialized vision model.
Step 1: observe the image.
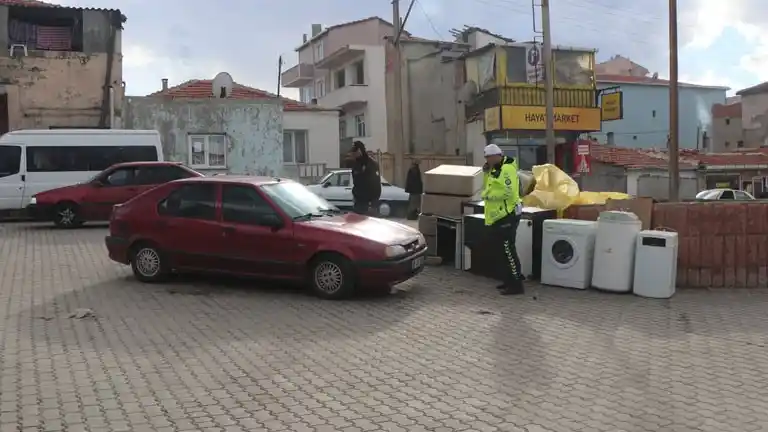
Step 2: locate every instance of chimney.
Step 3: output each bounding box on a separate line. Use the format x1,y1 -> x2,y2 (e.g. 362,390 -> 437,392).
161,78 -> 168,91
311,24 -> 322,37
303,33 -> 307,43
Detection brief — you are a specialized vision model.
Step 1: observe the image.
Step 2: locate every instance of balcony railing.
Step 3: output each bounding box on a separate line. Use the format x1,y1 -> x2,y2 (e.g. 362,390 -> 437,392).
466,86 -> 599,118
281,63 -> 315,88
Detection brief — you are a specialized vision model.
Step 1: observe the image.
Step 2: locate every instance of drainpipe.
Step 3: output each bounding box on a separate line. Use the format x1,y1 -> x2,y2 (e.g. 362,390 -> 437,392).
109,86 -> 115,128
98,13 -> 118,128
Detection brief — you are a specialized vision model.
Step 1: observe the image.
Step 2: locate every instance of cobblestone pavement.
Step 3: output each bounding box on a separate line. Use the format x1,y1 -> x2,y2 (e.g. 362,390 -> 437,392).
2,222 -> 768,432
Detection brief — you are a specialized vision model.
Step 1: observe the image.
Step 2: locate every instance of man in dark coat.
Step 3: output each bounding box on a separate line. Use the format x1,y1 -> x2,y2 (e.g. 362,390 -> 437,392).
349,141 -> 381,215
404,160 -> 423,219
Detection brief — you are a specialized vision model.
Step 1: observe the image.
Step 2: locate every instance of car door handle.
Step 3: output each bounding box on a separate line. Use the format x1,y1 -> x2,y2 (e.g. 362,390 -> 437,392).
344,187 -> 352,190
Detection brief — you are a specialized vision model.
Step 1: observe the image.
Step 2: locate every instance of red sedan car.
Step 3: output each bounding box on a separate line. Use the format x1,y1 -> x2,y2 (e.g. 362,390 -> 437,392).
105,176 -> 427,299
27,161 -> 203,228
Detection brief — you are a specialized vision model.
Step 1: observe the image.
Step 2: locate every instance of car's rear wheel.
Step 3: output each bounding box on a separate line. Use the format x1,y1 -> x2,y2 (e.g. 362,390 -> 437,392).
308,253 -> 355,299
53,202 -> 83,228
130,242 -> 169,283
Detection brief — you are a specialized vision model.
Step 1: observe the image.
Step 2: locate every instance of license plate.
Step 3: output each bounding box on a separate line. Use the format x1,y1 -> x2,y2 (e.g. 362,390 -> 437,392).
412,257 -> 424,270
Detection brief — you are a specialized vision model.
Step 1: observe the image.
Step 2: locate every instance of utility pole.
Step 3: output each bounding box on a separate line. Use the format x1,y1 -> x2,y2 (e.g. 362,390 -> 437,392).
541,0 -> 556,164
391,0 -> 405,186
668,0 -> 680,201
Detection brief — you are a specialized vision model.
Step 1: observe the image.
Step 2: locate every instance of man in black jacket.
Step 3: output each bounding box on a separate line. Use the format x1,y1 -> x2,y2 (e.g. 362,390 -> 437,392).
404,160 -> 423,219
349,141 -> 381,215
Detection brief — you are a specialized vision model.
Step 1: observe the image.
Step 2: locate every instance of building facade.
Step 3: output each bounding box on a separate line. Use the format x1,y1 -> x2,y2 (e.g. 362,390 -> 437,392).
592,75 -> 727,150
736,81 -> 768,147
710,102 -> 744,152
0,1 -> 124,131
595,55 -> 649,77
127,79 -> 339,182
463,37 -> 601,170
281,17 -> 398,154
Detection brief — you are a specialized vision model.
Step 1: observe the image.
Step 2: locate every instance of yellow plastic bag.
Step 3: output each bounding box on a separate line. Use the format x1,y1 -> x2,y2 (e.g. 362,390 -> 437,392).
521,164 -> 580,213
573,191 -> 632,206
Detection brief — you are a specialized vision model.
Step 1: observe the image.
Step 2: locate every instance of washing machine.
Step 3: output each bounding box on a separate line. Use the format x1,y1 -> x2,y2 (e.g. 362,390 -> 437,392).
541,219 -> 598,289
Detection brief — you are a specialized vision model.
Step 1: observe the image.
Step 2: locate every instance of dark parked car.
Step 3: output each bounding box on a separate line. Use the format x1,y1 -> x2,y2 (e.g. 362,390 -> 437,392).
27,161 -> 203,228
105,176 -> 427,299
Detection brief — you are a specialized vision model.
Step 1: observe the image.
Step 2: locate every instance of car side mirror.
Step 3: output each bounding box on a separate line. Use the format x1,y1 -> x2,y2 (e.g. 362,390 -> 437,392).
322,181 -> 331,188
259,213 -> 284,230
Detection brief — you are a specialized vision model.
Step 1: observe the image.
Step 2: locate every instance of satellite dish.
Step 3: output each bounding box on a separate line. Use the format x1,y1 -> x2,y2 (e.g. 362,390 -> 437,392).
458,80 -> 478,103
212,72 -> 234,98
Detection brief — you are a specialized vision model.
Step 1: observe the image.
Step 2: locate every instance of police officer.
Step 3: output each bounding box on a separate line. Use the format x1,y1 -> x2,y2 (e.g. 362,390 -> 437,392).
481,144 -> 525,295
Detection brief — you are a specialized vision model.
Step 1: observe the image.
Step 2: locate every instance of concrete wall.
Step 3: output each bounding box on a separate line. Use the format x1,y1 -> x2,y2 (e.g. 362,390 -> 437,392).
631,170 -> 699,200
297,19 -> 392,66
593,83 -> 726,149
741,93 -> 768,146
123,97 -> 283,176
283,110 -> 341,169
580,162 -> 627,193
400,41 -> 467,155
0,8 -> 122,129
710,116 -> 745,151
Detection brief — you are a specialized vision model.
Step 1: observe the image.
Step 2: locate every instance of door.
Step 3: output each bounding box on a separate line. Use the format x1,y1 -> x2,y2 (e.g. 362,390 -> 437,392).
155,183 -> 222,270
0,144 -> 24,210
133,165 -> 195,188
82,166 -> 141,220
218,184 -> 298,278
322,172 -> 354,208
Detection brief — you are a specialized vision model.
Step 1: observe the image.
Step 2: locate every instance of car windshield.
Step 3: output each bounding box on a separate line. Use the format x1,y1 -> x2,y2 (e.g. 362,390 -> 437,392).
696,190 -> 721,200
318,172 -> 334,184
261,181 -> 340,219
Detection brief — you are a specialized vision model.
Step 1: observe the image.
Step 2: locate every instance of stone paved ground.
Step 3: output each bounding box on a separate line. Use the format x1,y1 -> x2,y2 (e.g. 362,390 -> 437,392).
2,222 -> 768,432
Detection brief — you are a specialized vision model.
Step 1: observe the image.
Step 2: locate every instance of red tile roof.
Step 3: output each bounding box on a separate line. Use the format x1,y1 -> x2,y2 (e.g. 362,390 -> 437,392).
147,80 -> 337,112
597,74 -> 729,90
711,102 -> 741,119
591,144 -> 768,169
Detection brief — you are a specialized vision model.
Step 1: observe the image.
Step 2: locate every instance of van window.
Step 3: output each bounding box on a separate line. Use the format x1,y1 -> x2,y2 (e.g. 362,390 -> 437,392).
0,145 -> 21,178
26,146 -> 158,172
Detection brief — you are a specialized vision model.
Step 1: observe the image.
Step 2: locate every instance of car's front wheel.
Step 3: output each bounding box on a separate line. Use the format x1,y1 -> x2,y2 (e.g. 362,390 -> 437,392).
53,202 -> 83,228
130,242 -> 169,283
377,201 -> 392,217
308,253 -> 355,299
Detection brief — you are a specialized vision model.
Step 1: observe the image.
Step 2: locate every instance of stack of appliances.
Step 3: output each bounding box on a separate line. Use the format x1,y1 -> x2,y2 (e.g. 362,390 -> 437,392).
420,165 -> 483,269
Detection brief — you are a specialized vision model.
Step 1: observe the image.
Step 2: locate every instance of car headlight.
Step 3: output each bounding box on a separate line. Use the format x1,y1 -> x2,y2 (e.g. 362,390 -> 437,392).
29,196 -> 36,205
417,233 -> 426,246
385,245 -> 407,258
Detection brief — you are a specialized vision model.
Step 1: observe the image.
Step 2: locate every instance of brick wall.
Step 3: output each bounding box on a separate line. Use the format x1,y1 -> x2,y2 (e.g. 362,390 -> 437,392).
564,202 -> 768,288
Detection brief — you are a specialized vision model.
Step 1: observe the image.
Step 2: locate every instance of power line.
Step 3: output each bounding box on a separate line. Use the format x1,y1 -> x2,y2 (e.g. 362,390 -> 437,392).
415,0 -> 444,39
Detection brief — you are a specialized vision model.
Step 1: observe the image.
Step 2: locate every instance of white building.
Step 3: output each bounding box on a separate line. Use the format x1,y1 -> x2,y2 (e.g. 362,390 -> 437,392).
281,17 -> 397,154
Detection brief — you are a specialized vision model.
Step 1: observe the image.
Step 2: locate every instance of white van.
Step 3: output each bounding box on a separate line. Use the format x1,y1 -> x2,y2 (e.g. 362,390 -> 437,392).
0,129 -> 164,211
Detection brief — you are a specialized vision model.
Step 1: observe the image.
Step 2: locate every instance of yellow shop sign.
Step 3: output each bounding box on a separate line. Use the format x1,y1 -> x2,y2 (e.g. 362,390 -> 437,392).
501,106 -> 602,131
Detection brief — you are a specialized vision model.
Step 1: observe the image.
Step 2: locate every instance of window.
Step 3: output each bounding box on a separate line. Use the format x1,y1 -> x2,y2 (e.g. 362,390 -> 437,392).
725,118 -> 731,125
504,46 -> 527,83
283,130 -> 308,164
26,146 -> 158,172
719,190 -> 734,200
316,79 -> 325,98
734,191 -> 753,200
158,183 -> 216,220
335,173 -> 351,187
0,145 -> 21,178
260,182 -> 336,219
725,141 -> 730,148
553,50 -> 592,86
134,166 -> 194,185
339,119 -> 347,139
314,40 -> 324,60
354,114 -> 366,137
652,110 -> 656,118
8,7 -> 83,52
353,60 -> 365,85
103,168 -> 135,187
738,140 -> 744,148
221,185 -> 278,225
300,85 -> 314,103
335,69 -> 346,89
188,135 -> 227,169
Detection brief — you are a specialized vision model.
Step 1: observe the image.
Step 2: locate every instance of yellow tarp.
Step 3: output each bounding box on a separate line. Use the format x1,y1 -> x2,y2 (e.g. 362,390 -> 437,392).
521,164 -> 631,214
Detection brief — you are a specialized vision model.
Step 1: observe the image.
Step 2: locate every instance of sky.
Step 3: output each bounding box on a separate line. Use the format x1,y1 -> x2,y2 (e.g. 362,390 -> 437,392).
54,0 -> 767,98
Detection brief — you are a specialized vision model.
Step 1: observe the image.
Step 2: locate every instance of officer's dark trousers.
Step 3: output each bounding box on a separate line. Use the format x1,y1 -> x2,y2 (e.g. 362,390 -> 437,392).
490,213 -> 523,285
353,200 -> 371,215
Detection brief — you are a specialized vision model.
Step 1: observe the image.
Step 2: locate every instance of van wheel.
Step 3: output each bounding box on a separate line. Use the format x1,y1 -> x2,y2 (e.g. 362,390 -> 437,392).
53,202 -> 83,228
130,243 -> 169,283
308,253 -> 355,299
377,201 -> 392,217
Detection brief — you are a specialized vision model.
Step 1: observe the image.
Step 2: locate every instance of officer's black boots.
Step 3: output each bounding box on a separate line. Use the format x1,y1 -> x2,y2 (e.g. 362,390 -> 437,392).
498,279 -> 525,295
